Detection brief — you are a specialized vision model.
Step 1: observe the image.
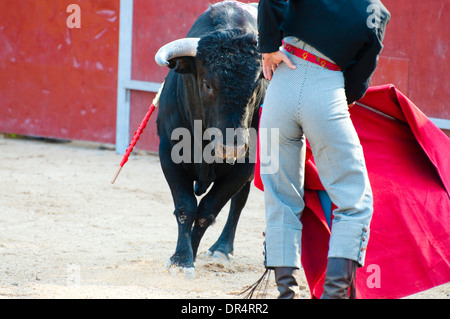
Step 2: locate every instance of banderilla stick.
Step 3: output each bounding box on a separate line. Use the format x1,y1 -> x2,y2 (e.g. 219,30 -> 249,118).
111,82 -> 164,184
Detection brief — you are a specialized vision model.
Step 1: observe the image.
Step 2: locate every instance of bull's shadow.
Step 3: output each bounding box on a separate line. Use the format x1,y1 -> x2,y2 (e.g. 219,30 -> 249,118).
155,1 -> 268,277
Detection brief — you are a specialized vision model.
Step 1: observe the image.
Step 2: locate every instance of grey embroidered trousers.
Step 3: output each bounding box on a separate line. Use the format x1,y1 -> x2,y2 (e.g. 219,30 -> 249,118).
259,37 -> 373,269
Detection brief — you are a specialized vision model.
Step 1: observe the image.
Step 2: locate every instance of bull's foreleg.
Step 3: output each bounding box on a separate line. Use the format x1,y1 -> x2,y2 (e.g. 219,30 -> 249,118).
159,138 -> 198,275
207,181 -> 251,259
170,199 -> 197,269
191,167 -> 253,260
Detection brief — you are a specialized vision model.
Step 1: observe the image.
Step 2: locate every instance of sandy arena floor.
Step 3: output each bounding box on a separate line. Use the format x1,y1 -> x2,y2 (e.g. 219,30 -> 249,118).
0,135 -> 448,299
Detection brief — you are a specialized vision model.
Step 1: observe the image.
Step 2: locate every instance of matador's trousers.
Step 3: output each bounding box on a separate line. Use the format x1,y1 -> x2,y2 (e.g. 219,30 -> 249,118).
259,37 -> 373,269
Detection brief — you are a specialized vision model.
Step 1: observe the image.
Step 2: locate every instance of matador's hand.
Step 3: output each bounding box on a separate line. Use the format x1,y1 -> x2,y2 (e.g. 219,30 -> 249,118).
262,51 -> 296,80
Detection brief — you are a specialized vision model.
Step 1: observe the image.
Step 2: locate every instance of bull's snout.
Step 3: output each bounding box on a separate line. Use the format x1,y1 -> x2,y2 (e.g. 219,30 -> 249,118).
215,142 -> 248,163
213,129 -> 249,163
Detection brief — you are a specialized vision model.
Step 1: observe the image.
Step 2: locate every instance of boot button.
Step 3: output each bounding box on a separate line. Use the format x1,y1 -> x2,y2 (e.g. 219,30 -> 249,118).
363,227 -> 368,233
362,236 -> 366,242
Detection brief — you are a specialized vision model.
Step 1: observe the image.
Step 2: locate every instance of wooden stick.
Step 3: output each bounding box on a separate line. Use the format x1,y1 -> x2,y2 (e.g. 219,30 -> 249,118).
111,166 -> 123,184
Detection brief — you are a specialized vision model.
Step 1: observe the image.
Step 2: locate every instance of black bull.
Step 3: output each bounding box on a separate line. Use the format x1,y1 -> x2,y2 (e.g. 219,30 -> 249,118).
155,1 -> 268,276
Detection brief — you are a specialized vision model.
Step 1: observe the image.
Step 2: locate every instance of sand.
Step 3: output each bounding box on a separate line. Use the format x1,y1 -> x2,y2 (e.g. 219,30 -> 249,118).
0,135 -> 448,299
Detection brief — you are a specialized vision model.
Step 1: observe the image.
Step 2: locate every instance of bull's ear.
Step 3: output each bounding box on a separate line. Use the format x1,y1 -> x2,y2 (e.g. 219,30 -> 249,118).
168,57 -> 195,74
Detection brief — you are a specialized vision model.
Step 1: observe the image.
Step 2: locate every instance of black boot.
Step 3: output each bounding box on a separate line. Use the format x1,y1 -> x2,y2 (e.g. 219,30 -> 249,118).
321,258 -> 357,299
274,267 -> 299,299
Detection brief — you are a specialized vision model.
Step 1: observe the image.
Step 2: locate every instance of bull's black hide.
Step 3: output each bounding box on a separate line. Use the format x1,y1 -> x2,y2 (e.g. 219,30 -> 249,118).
156,1 -> 268,275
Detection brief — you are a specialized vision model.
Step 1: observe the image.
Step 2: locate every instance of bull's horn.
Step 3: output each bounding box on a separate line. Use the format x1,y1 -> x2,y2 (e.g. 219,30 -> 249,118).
155,38 -> 200,66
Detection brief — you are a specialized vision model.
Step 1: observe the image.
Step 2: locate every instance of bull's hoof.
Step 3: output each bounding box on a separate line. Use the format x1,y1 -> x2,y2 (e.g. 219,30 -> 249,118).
183,267 -> 196,279
166,264 -> 196,279
205,250 -> 230,261
166,259 -> 196,279
206,241 -> 233,261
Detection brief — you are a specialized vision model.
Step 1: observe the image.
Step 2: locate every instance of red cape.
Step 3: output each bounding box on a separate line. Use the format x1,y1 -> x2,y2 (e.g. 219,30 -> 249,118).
254,84 -> 450,299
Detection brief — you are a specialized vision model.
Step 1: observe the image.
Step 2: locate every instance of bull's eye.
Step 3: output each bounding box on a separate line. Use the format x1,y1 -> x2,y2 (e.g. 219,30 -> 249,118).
202,80 -> 212,94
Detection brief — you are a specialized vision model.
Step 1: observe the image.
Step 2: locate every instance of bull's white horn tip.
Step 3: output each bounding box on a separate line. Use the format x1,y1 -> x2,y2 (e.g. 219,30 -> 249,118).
155,55 -> 169,67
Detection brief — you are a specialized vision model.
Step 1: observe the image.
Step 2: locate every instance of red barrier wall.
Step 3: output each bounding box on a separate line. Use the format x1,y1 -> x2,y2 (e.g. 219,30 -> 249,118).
0,0 -> 120,143
371,0 -> 449,120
